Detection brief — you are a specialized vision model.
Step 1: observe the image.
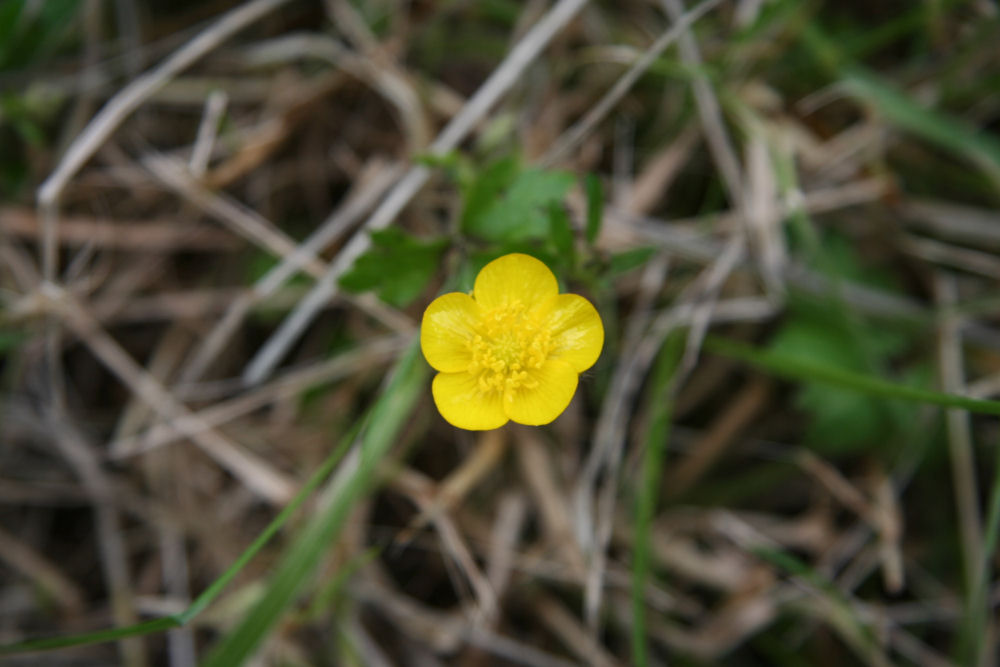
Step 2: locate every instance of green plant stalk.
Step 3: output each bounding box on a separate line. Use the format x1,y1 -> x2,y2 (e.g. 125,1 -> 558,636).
704,336 -> 1000,417
631,332 -> 684,666
0,412 -> 363,656
204,341 -> 428,666
958,441 -> 1000,665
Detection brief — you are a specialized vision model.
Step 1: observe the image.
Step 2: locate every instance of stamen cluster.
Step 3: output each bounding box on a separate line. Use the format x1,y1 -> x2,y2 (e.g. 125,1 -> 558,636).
467,301 -> 553,396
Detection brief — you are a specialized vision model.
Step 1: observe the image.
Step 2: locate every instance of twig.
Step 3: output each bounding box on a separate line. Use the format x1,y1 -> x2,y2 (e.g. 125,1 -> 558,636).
188,89 -> 228,178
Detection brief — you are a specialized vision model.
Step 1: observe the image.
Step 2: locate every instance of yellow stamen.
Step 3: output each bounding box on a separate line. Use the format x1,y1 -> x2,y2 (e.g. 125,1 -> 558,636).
467,300 -> 552,397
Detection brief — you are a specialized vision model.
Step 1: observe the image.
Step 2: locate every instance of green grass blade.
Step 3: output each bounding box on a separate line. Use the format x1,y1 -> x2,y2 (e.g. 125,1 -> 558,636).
203,341 -> 429,666
958,441 -> 1000,665
0,618 -> 181,655
840,69 -> 1000,173
631,332 -> 684,666
801,23 -> 1000,176
0,376 -> 362,656
177,421 -> 360,623
704,336 -> 1000,417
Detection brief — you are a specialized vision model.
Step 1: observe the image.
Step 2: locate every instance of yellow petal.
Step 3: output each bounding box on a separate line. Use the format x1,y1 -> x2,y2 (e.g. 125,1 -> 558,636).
432,372 -> 509,430
503,359 -> 578,426
538,294 -> 604,372
473,253 -> 558,311
421,292 -> 482,373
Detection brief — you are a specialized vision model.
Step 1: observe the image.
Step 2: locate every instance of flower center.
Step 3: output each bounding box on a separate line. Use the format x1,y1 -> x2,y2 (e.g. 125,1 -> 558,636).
467,301 -> 553,396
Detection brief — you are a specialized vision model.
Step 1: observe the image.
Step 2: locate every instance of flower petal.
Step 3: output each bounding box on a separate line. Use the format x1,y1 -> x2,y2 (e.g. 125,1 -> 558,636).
538,294 -> 604,372
473,253 -> 558,311
503,359 -> 578,426
432,372 -> 509,430
421,292 -> 482,372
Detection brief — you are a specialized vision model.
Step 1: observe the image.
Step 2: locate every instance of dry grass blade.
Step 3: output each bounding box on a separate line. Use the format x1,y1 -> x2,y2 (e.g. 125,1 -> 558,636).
542,0 -> 723,166
110,335 -> 406,458
668,377 -> 771,495
37,0 -> 293,281
577,255 -> 669,629
142,155 -> 329,278
44,285 -> 296,504
934,272 -> 984,596
660,0 -> 744,204
395,429 -> 507,543
0,207 -> 240,251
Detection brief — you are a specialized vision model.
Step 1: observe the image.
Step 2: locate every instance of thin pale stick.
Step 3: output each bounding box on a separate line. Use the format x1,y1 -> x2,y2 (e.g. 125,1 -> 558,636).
189,89 -> 228,178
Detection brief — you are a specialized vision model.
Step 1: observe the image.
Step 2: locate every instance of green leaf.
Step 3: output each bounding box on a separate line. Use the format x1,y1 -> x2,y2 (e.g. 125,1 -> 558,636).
584,173 -> 603,244
548,202 -> 575,266
769,303 -> 918,454
339,228 -> 448,307
459,156 -> 520,232
0,0 -> 81,70
465,167 -> 575,242
769,233 -> 919,453
608,247 -> 656,276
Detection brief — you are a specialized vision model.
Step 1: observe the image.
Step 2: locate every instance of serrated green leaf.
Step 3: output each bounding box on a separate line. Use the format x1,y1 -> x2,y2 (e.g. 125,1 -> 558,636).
339,228 -> 448,307
460,156 -> 521,232
465,168 -> 574,242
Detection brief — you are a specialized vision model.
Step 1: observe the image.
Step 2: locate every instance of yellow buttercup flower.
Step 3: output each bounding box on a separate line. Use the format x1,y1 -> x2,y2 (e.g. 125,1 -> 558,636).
421,253 -> 604,430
